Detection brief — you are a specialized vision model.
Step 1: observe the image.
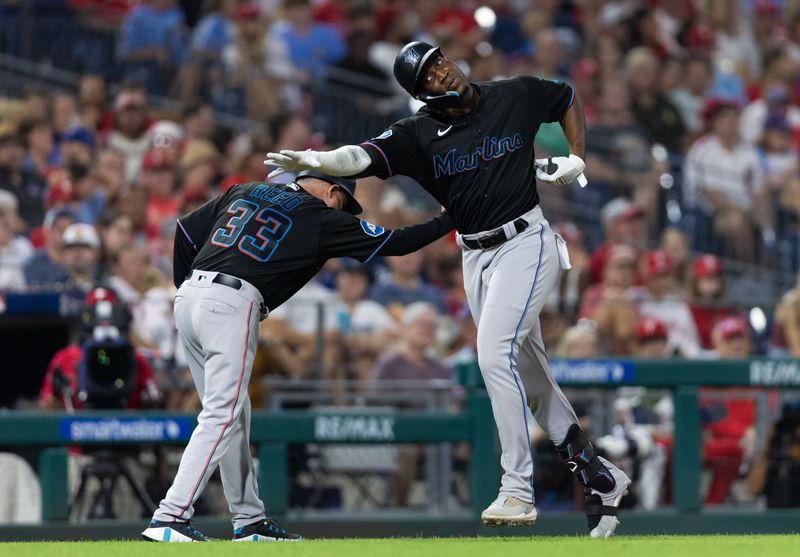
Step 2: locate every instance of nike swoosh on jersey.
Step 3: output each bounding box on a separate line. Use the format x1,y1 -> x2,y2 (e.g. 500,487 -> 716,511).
437,125 -> 453,137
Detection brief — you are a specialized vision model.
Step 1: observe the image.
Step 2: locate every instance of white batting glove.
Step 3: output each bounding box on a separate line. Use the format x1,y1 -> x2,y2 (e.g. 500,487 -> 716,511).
263,149 -> 322,179
535,154 -> 588,187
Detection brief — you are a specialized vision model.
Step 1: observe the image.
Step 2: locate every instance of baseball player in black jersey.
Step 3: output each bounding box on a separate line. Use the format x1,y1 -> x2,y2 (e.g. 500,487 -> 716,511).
141,170 -> 453,543
265,42 -> 631,537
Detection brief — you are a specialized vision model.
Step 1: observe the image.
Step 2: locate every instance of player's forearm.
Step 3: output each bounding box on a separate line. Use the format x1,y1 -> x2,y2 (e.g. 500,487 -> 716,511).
379,212 -> 455,256
315,146 -> 373,177
560,95 -> 586,158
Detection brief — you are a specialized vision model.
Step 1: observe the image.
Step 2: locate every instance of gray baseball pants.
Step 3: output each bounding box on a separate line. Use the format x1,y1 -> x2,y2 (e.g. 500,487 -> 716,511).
153,270 -> 266,529
458,205 -> 578,504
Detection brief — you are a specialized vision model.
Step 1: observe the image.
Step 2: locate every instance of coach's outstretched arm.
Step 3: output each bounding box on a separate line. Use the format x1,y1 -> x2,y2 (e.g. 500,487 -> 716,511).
377,212 -> 455,256
265,145 -> 372,179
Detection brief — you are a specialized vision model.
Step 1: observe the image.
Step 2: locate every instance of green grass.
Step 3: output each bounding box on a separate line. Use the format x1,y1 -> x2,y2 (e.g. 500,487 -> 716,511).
0,536 -> 798,557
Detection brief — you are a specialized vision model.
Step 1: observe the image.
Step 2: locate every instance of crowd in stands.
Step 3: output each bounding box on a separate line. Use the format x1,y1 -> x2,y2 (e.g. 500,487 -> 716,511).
1,0 -> 800,509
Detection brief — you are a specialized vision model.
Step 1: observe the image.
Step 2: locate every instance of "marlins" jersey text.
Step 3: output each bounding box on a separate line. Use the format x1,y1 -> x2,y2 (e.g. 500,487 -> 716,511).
433,133 -> 524,178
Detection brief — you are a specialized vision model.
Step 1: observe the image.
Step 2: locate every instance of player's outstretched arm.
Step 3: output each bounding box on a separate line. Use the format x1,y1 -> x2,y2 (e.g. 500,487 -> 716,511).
377,212 -> 455,257
264,145 -> 372,179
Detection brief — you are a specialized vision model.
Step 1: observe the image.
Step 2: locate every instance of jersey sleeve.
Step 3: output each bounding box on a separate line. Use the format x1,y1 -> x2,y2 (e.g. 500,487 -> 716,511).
359,119 -> 425,181
518,76 -> 574,123
318,210 -> 454,263
317,209 -> 395,263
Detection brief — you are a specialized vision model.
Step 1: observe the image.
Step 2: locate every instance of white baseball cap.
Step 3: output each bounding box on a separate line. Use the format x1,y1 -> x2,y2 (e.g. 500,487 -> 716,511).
63,223 -> 100,248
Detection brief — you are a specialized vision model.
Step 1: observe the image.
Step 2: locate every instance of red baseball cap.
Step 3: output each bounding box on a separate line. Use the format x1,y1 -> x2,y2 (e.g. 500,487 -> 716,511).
636,317 -> 668,342
643,249 -> 674,277
692,254 -> 723,278
713,316 -> 748,340
85,287 -> 118,306
236,2 -> 260,19
45,179 -> 75,207
142,148 -> 172,171
702,98 -> 740,125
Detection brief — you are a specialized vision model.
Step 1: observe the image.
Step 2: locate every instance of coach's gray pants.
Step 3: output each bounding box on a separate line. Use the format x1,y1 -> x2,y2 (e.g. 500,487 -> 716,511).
458,206 -> 578,504
153,270 -> 266,529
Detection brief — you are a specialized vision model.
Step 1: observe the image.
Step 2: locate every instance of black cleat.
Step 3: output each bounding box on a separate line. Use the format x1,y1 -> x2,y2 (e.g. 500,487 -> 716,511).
233,518 -> 302,542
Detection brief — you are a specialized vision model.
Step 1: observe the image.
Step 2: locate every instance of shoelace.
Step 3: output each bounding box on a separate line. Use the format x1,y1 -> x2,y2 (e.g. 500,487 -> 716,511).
266,521 -> 286,535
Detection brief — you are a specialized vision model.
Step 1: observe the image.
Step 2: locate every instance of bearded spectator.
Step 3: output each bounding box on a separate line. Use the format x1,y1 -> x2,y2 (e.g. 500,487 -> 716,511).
105,86 -> 151,183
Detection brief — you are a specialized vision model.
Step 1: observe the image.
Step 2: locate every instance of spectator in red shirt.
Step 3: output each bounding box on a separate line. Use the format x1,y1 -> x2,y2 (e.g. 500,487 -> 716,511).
140,148 -> 179,240
702,316 -> 756,505
689,254 -> 734,349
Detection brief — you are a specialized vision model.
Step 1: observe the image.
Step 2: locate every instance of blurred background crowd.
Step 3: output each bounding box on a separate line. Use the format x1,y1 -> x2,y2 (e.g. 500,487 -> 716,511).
1,0 -> 800,517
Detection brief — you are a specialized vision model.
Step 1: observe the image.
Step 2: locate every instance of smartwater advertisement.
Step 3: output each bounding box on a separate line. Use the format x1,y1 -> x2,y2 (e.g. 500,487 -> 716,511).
549,360 -> 634,384
59,417 -> 194,442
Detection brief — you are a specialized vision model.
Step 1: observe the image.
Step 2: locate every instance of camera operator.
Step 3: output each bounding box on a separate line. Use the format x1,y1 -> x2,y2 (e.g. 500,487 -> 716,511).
38,287 -> 161,411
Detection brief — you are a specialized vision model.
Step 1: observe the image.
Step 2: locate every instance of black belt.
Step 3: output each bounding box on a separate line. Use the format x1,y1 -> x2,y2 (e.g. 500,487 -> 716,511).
461,218 -> 529,250
212,273 -> 243,290
187,272 -> 268,316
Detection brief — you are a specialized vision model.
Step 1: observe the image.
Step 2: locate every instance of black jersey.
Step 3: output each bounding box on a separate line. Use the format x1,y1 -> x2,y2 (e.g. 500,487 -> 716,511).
173,182 -> 453,311
360,76 -> 573,234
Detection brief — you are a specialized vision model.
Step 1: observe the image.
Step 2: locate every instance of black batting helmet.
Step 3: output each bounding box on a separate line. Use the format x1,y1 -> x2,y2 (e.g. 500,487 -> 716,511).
393,41 -> 441,98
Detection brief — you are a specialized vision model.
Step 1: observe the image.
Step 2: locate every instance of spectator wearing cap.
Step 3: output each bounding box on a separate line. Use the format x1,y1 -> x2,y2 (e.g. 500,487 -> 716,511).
589,197 -> 645,285
117,0 -> 187,95
105,86 -> 152,184
683,98 -> 768,261
581,245 -> 639,355
628,249 -> 702,357
59,126 -> 96,168
688,254 -> 735,350
23,208 -> 76,289
332,263 -> 396,384
0,122 -> 46,229
0,191 -> 32,291
140,148 -> 179,240
61,222 -> 104,314
702,315 -> 756,505
634,317 -> 669,358
147,120 -> 185,161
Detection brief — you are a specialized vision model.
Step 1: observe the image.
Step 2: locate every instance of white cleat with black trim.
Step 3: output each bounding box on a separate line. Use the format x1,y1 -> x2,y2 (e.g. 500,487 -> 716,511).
481,495 -> 538,527
586,457 -> 631,539
141,519 -> 211,542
